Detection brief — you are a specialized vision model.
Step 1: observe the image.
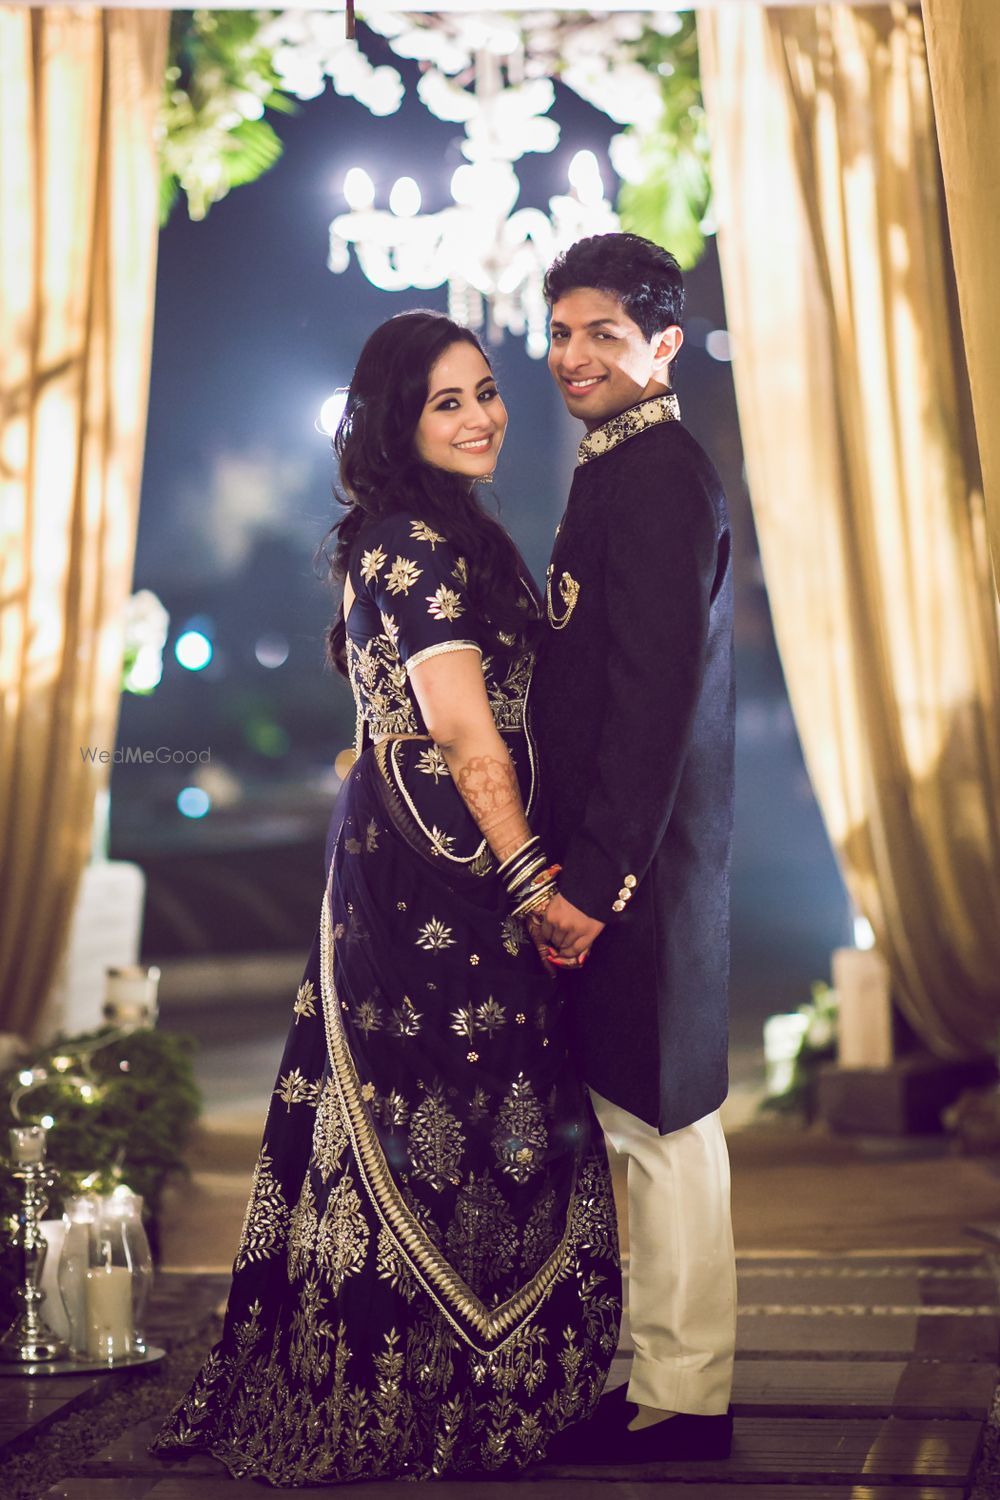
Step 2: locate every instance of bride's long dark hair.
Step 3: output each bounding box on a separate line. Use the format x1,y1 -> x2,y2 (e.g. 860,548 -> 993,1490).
319,310 -> 540,677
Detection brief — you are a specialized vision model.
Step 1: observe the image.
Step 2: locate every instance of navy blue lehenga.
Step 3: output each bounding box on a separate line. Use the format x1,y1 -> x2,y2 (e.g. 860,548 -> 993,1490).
151,512 -> 621,1485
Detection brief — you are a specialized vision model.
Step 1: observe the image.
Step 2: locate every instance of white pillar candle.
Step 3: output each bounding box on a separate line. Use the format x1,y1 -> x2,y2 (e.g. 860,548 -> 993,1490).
833,947 -> 893,1068
103,966 -> 160,1029
84,1266 -> 134,1360
9,1125 -> 46,1165
39,1220 -> 70,1342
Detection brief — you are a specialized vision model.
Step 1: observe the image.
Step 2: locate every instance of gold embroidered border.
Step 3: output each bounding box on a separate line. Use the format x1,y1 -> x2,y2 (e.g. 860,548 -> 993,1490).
318,880 -> 575,1354
405,639 -> 482,672
577,391 -> 681,465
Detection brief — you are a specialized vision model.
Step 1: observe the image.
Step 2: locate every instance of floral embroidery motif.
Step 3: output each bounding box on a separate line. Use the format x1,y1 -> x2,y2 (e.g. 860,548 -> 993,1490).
500,917 -> 525,956
360,545 -> 387,582
311,1079 -> 349,1182
288,1174 -> 319,1282
428,825 -> 457,857
384,556 -> 423,595
275,1069 -> 320,1111
492,1074 -> 546,1184
387,996 -> 422,1038
450,997 -> 507,1041
365,819 -> 380,852
235,1147 -> 290,1270
426,585 -> 464,621
374,1088 -> 410,1128
410,519 -> 446,548
577,390 -> 681,464
408,1084 -> 465,1191
314,1171 -> 369,1291
452,556 -> 468,585
376,1224 -> 417,1300
444,1172 -> 517,1291
416,745 -> 448,781
415,917 -> 456,951
293,980 -> 317,1022
352,996 -> 384,1035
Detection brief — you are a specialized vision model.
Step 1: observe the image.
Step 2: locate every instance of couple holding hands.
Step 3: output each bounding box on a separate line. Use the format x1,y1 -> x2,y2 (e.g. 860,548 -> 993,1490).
153,231 -> 736,1485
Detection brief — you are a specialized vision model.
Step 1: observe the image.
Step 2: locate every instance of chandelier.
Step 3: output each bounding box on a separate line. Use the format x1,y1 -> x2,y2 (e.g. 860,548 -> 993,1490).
327,46 -> 619,358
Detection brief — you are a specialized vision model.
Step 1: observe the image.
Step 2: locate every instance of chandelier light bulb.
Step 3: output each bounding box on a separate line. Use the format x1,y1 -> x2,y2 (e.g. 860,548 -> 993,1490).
567,149 -> 605,208
389,176 -> 422,217
343,167 -> 375,211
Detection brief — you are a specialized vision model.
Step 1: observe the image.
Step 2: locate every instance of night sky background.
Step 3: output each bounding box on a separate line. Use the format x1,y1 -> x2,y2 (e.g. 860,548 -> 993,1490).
113,26 -> 850,1034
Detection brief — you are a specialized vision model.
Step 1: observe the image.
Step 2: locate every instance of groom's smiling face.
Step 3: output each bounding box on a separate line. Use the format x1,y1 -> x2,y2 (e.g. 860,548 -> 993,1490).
547,287 -> 682,432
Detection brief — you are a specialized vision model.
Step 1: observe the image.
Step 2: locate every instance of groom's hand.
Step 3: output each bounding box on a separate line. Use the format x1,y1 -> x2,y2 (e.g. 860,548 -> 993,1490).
534,893 -> 605,963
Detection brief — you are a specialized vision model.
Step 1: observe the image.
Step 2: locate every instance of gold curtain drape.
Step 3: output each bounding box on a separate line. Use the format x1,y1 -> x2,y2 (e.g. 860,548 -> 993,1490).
921,0 -> 1000,593
698,4 -> 1000,1056
0,7 -> 167,1041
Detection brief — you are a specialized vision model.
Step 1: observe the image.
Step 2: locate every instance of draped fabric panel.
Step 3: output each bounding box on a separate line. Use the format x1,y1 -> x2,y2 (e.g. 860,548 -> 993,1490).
698,4 -> 1000,1056
921,0 -> 1000,594
0,7 -> 167,1040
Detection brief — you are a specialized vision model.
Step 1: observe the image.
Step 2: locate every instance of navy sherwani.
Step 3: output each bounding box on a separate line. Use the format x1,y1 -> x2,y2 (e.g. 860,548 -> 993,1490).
532,394 -> 735,1134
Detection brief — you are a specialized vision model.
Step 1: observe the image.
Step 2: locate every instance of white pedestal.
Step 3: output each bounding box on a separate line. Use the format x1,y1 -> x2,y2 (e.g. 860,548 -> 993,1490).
44,861 -> 146,1037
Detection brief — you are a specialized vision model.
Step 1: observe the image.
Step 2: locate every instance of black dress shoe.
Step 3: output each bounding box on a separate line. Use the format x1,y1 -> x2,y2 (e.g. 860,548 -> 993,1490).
601,1406 -> 734,1464
545,1395 -> 733,1466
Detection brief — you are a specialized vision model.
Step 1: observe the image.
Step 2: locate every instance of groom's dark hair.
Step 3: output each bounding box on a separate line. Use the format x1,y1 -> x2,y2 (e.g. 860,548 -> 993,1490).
543,233 -> 684,341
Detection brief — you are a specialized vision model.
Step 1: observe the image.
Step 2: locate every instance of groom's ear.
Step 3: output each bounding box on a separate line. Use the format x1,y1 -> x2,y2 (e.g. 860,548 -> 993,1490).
653,325 -> 683,379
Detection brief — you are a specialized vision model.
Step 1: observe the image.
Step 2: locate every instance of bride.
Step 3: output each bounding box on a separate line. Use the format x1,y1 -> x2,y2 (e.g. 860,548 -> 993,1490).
151,310 -> 621,1485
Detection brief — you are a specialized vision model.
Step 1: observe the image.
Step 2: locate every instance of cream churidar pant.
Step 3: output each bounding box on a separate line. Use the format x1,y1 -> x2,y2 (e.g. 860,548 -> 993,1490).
589,1090 -> 736,1415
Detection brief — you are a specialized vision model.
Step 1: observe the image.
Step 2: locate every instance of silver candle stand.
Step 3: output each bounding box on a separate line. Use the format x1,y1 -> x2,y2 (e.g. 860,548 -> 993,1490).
0,1126 -> 68,1363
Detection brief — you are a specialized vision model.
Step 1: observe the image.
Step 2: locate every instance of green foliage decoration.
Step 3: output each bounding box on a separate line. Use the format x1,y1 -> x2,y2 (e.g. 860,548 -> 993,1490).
615,16 -> 712,271
0,1028 -> 201,1320
760,982 -> 839,1120
160,10 -> 295,225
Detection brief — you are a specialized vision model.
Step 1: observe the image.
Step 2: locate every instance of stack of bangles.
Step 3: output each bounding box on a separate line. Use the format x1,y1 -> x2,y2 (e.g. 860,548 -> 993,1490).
497,836 -> 562,920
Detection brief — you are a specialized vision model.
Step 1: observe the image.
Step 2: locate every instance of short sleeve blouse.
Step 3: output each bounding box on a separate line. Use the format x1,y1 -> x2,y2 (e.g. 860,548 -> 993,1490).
355,513 -> 481,671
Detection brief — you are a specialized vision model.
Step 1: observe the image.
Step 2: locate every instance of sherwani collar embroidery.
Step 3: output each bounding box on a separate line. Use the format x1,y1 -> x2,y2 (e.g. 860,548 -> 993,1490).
577,392 -> 681,465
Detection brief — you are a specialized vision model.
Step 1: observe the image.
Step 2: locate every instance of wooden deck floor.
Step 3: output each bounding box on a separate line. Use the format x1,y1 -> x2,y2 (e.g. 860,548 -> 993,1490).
1,1252 -> 995,1498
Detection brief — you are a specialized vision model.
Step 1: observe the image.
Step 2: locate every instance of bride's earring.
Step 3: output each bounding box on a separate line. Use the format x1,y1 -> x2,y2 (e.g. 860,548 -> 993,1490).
475,472 -> 495,485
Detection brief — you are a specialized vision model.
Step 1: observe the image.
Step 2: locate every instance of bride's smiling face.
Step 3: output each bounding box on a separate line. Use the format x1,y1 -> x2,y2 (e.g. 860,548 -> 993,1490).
414,341 -> 508,479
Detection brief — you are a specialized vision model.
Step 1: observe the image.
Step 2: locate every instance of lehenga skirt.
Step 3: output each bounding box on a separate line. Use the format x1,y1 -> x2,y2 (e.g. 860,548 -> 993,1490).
151,744 -> 621,1485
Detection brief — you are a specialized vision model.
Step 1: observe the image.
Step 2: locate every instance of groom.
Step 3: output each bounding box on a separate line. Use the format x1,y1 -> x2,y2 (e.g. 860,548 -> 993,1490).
532,232 -> 737,1463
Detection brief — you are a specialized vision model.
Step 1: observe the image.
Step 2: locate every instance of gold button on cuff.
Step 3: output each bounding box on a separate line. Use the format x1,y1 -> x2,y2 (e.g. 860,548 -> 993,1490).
612,899 -> 626,913
618,887 -> 631,901
624,875 -> 637,888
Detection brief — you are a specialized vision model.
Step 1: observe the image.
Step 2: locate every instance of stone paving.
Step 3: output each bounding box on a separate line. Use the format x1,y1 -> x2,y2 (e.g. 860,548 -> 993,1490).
1,1252 -> 995,1498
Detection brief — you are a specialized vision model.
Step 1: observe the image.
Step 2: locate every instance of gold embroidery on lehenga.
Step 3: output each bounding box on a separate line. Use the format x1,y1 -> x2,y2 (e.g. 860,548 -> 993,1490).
288,1277 -> 339,1385
377,1224 -> 417,1301
415,917 -> 456,951
293,979 -> 317,1022
387,995 -> 422,1038
492,1074 -> 547,1183
408,1084 -> 466,1191
235,1148 -> 290,1270
288,1174 -> 319,1281
444,1172 -> 517,1291
319,893 -> 584,1351
314,1171 -> 369,1290
312,1077 -> 349,1181
275,1068 -> 320,1111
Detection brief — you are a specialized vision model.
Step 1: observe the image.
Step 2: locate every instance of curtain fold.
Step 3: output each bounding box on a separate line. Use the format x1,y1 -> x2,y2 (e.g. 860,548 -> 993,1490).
698,3 -> 1000,1056
921,0 -> 1000,594
0,7 -> 168,1040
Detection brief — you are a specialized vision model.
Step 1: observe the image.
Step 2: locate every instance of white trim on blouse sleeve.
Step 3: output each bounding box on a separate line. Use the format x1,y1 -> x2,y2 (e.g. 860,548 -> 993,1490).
405,640 -> 483,673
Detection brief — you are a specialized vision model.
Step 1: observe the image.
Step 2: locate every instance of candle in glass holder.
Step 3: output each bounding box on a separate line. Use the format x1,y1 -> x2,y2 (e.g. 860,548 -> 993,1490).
9,1125 -> 46,1166
85,1265 -> 134,1360
103,966 -> 160,1030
